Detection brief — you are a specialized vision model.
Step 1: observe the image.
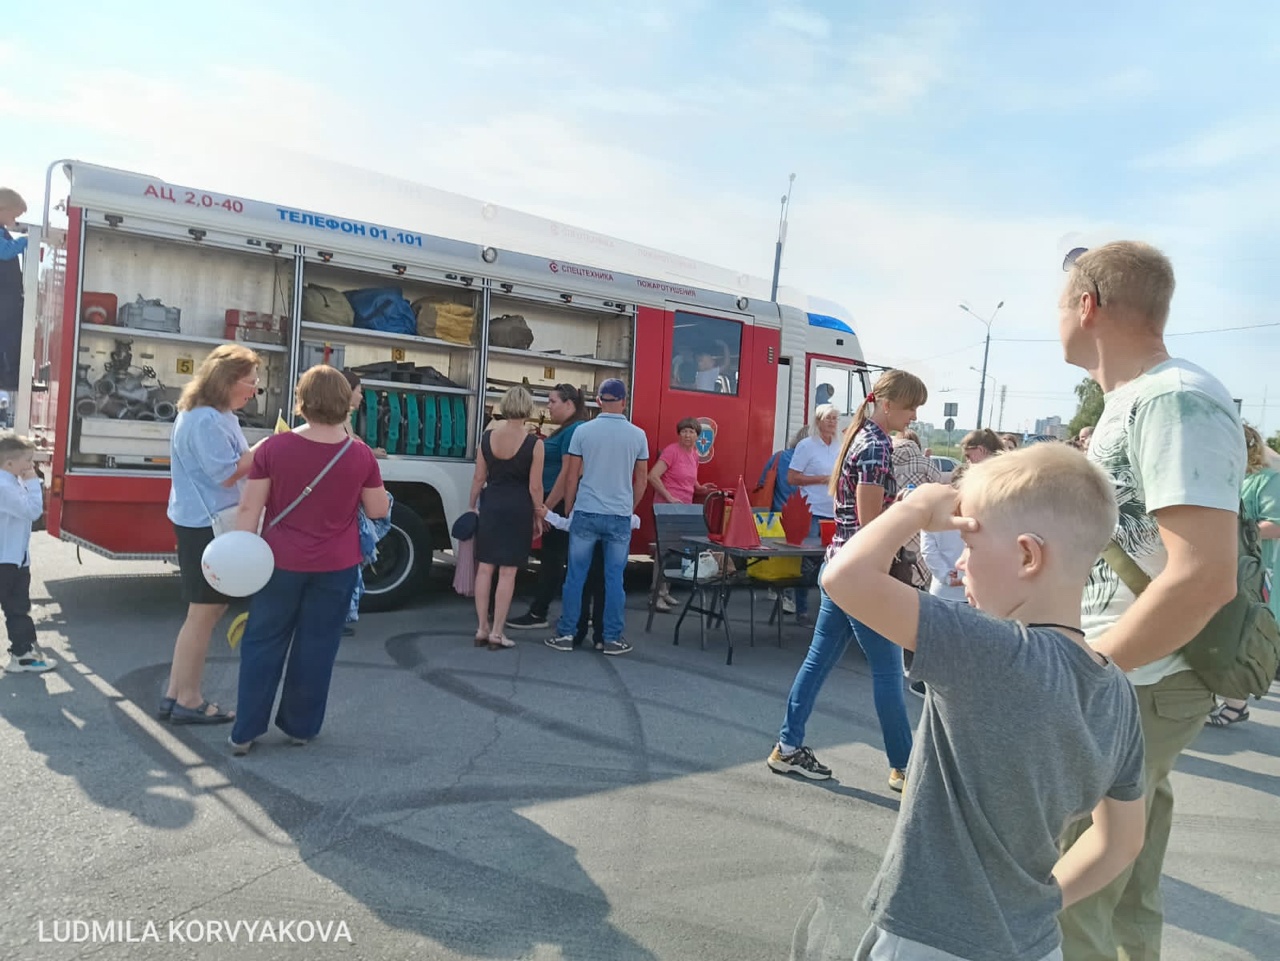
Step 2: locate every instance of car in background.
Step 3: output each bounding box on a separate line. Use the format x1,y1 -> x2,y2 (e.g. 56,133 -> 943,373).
930,455 -> 959,483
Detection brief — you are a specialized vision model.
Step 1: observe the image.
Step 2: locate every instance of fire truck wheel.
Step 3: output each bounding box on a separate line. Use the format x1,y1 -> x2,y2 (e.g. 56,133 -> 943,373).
360,501 -> 431,612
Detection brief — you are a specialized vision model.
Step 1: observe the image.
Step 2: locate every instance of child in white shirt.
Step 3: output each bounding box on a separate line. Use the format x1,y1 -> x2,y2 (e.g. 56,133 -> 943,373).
921,528 -> 966,602
0,434 -> 52,673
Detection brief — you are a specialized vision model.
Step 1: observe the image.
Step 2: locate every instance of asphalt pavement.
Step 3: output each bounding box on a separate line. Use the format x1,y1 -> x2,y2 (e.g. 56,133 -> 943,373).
1,535 -> 1276,960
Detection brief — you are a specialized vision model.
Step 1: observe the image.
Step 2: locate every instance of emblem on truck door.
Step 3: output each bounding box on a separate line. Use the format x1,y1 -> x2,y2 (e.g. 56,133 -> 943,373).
696,418 -> 718,464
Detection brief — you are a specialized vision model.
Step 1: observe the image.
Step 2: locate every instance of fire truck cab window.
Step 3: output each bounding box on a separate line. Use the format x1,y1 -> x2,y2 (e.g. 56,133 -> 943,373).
813,365 -> 851,414
670,313 -> 741,395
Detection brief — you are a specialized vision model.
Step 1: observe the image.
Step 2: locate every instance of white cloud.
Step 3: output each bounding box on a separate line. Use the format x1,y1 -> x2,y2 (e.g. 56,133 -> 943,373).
1099,66 -> 1161,100
842,15 -> 959,113
1136,114 -> 1280,171
996,66 -> 1159,113
636,6 -> 675,32
554,85 -> 713,118
769,4 -> 833,41
705,11 -> 961,129
453,48 -> 581,76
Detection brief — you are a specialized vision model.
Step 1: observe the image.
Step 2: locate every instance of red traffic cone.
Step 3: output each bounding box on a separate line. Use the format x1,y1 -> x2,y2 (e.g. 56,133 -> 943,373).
721,474 -> 762,549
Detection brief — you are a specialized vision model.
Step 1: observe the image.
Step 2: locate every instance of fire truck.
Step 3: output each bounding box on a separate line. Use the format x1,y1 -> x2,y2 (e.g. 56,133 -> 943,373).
14,161 -> 868,610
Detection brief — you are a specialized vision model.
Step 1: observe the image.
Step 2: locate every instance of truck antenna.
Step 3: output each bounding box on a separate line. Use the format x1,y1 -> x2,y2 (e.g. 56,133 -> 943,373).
769,173 -> 796,302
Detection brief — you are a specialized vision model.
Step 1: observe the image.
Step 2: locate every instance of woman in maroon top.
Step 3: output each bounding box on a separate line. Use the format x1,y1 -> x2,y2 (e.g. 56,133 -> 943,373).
228,366 -> 389,755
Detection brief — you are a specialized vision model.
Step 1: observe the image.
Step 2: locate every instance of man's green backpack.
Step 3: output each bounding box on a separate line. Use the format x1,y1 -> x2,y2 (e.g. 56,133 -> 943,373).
1101,505 -> 1280,700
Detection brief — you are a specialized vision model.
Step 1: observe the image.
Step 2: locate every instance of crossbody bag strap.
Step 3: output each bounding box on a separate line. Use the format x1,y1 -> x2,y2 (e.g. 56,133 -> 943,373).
1100,541 -> 1152,597
267,437 -> 354,530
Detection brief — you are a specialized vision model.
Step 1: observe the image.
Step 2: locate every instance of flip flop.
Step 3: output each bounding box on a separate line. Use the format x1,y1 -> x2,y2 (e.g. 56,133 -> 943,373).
169,700 -> 235,725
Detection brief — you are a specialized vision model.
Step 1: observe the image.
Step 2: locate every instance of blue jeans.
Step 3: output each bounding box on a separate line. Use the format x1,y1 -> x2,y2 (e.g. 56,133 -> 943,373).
556,512 -> 631,642
231,565 -> 359,744
778,566 -> 913,770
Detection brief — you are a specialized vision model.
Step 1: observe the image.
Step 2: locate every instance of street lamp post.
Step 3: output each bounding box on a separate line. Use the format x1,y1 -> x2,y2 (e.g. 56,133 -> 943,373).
959,300 -> 1004,429
969,367 -> 998,430
770,173 -> 796,302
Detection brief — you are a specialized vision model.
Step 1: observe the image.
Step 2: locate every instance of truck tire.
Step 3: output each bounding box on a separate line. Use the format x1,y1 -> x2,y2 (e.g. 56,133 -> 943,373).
360,501 -> 431,612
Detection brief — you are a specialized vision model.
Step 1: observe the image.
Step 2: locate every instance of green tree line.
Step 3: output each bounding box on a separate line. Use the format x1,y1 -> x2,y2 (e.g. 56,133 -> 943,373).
1070,376 -> 1279,452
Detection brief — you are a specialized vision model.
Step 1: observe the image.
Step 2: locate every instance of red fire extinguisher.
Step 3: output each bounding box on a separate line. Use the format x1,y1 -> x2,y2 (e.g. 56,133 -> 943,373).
703,487 -> 733,540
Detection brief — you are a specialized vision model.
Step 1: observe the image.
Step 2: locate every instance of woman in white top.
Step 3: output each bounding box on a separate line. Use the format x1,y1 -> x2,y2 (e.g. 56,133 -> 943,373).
784,404 -> 839,623
788,405 -> 840,515
920,462 -> 968,603
920,529 -> 966,602
913,468 -> 967,699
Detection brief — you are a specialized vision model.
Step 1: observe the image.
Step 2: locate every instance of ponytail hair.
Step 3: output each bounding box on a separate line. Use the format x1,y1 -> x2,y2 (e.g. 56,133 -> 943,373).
959,428 -> 1002,457
551,383 -> 587,424
829,369 -> 928,496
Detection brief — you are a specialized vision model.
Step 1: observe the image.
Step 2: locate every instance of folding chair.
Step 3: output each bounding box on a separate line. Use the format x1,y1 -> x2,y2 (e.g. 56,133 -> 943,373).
644,503 -> 732,650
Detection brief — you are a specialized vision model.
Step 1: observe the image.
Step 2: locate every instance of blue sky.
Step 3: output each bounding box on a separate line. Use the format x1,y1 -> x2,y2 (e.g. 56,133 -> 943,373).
4,0 -> 1277,432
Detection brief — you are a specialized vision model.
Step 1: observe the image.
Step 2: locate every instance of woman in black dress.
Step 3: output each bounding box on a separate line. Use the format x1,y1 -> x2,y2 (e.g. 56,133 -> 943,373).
468,386 -> 544,649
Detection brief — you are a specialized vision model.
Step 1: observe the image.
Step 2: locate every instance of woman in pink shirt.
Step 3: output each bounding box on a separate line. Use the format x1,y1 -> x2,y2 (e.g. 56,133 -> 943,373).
649,417 -> 710,505
228,366 -> 389,756
649,417 -> 712,612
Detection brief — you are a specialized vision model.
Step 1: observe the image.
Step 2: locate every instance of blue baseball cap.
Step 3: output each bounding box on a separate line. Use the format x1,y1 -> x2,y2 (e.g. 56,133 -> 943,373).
598,378 -> 627,401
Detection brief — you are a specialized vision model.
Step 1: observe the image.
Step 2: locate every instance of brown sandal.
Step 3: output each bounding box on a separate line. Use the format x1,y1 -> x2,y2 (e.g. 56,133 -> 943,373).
487,634 -> 515,650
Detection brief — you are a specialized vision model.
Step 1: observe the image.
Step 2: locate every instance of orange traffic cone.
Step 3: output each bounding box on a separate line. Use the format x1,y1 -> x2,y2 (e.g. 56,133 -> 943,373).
721,474 -> 761,549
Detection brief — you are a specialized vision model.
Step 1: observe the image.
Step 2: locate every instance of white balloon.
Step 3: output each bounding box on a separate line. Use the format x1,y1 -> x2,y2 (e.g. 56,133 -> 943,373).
201,530 -> 275,597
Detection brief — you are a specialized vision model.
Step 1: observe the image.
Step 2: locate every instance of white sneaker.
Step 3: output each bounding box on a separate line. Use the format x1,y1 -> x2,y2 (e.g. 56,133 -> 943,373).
782,594 -> 797,615
6,651 -> 56,673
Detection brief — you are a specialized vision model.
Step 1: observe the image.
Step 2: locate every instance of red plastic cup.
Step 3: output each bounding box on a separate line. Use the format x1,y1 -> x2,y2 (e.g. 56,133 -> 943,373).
819,519 -> 836,546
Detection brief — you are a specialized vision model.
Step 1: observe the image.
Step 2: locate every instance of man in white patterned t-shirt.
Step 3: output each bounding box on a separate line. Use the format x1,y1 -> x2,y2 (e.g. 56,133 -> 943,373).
1055,241 -> 1245,961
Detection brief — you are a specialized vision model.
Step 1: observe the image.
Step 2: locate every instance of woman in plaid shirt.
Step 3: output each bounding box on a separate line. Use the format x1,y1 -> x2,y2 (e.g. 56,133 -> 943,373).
891,430 -> 942,589
767,370 -> 929,791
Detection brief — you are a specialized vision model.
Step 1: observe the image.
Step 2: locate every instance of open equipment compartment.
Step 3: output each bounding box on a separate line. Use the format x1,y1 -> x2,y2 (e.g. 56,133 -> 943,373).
71,223 -> 291,469
484,290 -> 633,429
298,253 -> 481,459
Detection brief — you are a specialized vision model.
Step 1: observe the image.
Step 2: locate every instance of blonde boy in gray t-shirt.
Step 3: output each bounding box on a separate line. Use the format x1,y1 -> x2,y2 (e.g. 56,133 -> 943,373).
822,443 -> 1147,961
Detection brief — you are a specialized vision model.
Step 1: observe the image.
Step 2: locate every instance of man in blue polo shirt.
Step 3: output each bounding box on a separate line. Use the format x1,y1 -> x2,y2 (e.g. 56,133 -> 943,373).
545,379 -> 648,655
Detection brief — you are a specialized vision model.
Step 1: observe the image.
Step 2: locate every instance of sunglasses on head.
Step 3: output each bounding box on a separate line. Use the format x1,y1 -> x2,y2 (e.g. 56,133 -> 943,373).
1063,246 -> 1103,307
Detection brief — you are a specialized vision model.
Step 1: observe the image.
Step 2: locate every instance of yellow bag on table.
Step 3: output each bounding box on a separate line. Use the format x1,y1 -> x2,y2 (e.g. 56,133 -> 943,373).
749,510 -> 802,581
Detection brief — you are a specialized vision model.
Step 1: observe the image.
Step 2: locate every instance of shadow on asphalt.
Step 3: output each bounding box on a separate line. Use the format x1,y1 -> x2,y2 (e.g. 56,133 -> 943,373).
24,567 -> 895,959
1163,875 -> 1280,959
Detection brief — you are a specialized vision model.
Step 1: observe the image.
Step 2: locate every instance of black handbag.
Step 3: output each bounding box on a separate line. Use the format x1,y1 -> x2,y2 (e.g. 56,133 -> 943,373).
889,547 -> 917,586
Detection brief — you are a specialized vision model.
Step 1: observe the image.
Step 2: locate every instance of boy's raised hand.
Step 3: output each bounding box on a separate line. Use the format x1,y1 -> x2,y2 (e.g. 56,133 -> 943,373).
902,483 -> 978,533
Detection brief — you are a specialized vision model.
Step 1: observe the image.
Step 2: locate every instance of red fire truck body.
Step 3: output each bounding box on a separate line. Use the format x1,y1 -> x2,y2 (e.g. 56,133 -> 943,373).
16,162 -> 867,609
